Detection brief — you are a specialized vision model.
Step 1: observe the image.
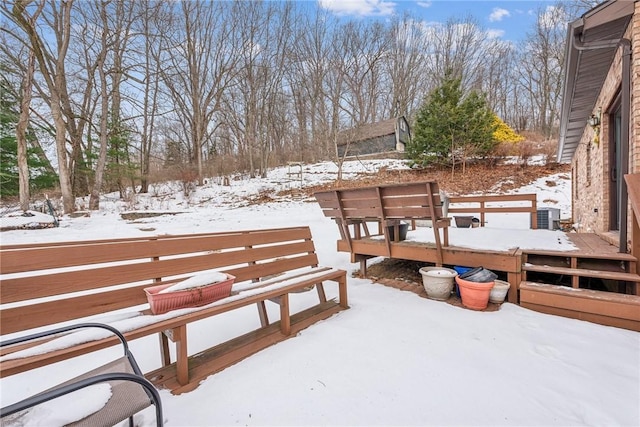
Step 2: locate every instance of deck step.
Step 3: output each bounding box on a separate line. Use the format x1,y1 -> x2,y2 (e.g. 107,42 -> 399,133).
523,250 -> 637,262
519,281 -> 640,332
522,264 -> 640,282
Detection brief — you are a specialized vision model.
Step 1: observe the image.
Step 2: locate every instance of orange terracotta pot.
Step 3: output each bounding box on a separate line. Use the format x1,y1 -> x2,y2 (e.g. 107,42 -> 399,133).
455,276 -> 494,310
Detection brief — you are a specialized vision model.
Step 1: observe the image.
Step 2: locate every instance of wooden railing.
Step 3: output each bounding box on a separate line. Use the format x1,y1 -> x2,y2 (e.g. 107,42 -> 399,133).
447,193 -> 538,228
315,181 -> 450,266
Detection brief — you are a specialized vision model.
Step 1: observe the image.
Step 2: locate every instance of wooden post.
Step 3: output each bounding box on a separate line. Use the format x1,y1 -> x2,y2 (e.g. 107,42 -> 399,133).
279,294 -> 291,335
172,325 -> 189,386
338,275 -> 349,309
159,332 -> 171,366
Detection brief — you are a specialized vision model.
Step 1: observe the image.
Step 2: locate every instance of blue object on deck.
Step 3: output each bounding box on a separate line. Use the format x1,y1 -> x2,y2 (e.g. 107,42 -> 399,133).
453,266 -> 472,275
452,266 -> 473,297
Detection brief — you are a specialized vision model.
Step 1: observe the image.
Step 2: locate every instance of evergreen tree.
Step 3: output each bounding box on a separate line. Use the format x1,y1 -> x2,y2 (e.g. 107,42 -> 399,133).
406,74 -> 497,173
0,77 -> 57,198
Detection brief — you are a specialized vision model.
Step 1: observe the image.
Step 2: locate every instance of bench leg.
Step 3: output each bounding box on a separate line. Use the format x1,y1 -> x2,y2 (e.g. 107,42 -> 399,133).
316,283 -> 327,303
159,332 -> 171,366
338,275 -> 349,309
172,325 -> 189,386
280,294 -> 291,335
257,301 -> 269,327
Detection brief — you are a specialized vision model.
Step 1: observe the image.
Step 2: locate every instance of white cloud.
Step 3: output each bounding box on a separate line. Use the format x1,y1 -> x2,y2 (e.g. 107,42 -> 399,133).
417,1 -> 432,8
486,29 -> 505,39
489,7 -> 510,22
318,0 -> 396,17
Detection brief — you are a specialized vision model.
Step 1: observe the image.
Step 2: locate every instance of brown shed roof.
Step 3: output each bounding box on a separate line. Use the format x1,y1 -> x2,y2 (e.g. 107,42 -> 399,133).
557,0 -> 635,163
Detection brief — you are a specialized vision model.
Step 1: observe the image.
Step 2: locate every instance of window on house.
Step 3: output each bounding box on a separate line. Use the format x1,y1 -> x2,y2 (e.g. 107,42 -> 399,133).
399,120 -> 406,132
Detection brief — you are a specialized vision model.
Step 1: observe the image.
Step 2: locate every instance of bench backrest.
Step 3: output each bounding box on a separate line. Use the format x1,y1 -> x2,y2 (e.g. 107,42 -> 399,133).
0,226 -> 318,335
315,181 -> 445,222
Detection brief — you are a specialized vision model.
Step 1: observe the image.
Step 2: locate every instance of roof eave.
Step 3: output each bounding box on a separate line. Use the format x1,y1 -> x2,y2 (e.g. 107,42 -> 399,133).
556,0 -> 635,163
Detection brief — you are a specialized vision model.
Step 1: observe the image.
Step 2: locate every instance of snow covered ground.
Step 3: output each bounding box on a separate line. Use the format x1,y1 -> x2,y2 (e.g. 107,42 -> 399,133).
1,159 -> 638,426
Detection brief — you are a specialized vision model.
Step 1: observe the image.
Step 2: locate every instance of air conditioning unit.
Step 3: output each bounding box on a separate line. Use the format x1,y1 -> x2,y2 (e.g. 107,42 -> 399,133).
537,207 -> 561,230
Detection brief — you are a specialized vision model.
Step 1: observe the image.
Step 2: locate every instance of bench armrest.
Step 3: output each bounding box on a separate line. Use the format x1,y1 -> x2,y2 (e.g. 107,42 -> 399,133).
1,323 -> 130,357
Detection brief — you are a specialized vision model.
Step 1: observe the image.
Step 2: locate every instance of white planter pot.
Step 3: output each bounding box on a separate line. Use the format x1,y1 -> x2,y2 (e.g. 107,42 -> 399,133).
419,267 -> 458,301
489,279 -> 511,303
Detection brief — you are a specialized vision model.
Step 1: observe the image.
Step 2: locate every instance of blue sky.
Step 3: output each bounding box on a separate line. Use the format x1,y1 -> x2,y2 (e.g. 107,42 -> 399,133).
317,0 -> 563,42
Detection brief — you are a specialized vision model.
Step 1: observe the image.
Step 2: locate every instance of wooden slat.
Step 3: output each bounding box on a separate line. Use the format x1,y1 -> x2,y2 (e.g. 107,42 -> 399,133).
1,241 -> 317,303
520,282 -> 640,319
0,227 -> 313,274
449,194 -> 536,204
523,249 -> 636,261
337,187 -> 379,201
382,195 -> 434,208
520,282 -> 640,330
384,207 -> 444,218
520,302 -> 640,331
448,207 -> 535,214
0,226 -> 311,251
521,264 -> 640,282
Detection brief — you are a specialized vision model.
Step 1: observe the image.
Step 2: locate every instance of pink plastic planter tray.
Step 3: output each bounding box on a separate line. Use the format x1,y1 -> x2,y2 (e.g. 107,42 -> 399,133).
144,273 -> 235,315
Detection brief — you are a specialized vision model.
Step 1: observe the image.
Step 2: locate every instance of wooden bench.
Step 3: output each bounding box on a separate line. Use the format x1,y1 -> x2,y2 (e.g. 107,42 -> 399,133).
0,226 -> 348,396
315,181 -> 450,269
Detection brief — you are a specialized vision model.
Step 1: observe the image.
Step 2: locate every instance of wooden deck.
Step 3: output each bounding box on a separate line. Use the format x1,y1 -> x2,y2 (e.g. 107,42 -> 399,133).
335,229 -> 640,331
564,232 -> 624,255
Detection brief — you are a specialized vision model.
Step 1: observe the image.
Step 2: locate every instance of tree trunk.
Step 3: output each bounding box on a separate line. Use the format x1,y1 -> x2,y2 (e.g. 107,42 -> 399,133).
16,49 -> 35,211
89,2 -> 111,210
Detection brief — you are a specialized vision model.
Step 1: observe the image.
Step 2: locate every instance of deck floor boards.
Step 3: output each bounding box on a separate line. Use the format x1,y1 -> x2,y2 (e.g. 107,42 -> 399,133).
566,233 -> 621,255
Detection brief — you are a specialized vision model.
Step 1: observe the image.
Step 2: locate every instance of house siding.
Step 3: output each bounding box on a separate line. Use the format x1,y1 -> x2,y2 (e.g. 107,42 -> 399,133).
571,6 -> 639,244
336,117 -> 410,158
337,135 -> 397,157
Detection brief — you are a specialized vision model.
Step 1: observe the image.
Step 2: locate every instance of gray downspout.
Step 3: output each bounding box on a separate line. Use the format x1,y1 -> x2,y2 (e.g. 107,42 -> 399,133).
619,39 -> 631,253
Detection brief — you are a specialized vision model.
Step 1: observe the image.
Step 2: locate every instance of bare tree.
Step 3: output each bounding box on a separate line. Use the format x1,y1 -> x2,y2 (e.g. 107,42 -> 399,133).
5,0 -> 77,213
161,0 -> 240,185
423,16 -> 488,92
227,1 -> 293,178
516,4 -> 568,138
133,0 -> 170,193
384,16 -> 429,120
338,20 -> 389,127
285,8 -> 337,159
